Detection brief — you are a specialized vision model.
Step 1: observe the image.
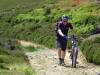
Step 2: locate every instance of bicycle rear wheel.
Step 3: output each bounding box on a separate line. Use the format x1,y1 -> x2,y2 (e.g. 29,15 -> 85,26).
72,47 -> 78,68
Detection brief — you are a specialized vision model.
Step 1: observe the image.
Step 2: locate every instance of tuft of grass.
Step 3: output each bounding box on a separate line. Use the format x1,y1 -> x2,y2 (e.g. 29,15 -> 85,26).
8,63 -> 37,75
22,46 -> 39,52
80,36 -> 100,65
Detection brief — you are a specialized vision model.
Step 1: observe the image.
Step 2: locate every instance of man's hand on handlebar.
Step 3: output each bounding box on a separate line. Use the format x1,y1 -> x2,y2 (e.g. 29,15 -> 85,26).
62,35 -> 67,38
61,34 -> 84,40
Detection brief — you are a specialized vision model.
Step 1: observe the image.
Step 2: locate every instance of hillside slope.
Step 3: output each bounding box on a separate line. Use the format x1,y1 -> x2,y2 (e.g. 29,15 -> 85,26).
80,34 -> 100,65
0,0 -> 100,66
2,1 -> 99,48
0,39 -> 37,75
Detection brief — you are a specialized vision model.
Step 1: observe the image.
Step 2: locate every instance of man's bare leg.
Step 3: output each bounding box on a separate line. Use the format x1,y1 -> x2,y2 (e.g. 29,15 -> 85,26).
58,48 -> 61,58
58,48 -> 62,64
61,50 -> 66,64
61,50 -> 66,59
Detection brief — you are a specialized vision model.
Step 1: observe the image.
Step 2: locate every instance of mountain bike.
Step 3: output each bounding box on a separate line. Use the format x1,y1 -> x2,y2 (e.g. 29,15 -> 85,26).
67,36 -> 84,68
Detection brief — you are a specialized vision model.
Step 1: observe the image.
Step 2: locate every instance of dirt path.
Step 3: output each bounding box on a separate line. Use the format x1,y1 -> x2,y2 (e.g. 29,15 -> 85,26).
20,40 -> 100,75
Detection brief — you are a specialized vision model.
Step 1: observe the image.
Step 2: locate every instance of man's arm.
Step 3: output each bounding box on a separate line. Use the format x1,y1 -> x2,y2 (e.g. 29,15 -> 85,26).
58,29 -> 64,36
58,23 -> 65,37
57,23 -> 67,38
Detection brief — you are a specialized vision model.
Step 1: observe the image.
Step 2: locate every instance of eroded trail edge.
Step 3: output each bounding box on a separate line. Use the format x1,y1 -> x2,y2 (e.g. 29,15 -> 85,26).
20,40 -> 100,75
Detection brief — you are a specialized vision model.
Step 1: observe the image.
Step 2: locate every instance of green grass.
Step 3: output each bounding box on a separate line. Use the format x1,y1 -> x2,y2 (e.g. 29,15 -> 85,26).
23,46 -> 37,52
0,64 -> 37,75
0,38 -> 37,75
0,0 -> 45,10
0,1 -> 99,48
0,0 -> 65,11
0,0 -> 100,65
0,49 -> 37,75
2,2 -> 99,49
22,45 -> 45,52
80,36 -> 100,65
0,38 -> 21,50
0,48 -> 37,75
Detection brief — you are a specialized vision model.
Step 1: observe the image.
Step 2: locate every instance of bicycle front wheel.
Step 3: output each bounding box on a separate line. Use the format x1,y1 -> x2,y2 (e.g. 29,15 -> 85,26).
72,47 -> 78,68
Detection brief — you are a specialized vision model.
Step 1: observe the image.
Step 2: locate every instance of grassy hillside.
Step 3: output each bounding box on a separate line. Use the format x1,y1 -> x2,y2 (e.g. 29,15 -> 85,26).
0,0 -> 62,10
0,38 -> 37,75
0,49 -> 37,75
1,1 -> 99,48
0,0 -> 100,65
80,34 -> 100,65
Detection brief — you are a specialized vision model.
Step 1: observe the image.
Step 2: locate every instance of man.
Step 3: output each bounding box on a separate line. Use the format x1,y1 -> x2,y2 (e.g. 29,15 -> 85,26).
56,15 -> 75,65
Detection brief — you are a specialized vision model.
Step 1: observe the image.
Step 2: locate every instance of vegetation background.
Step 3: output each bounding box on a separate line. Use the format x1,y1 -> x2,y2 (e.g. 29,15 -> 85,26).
0,0 -> 100,74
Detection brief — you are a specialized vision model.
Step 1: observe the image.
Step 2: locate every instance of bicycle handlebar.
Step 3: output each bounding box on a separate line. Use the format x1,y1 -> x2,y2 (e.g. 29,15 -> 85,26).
66,36 -> 84,40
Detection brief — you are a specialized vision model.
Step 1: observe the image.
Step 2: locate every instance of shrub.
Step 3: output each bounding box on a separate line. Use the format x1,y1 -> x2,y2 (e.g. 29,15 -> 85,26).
80,36 -> 100,65
71,12 -> 97,25
44,7 -> 51,15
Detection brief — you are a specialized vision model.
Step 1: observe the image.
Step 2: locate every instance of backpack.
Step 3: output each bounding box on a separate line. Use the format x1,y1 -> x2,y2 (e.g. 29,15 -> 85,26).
56,21 -> 63,33
56,21 -> 70,33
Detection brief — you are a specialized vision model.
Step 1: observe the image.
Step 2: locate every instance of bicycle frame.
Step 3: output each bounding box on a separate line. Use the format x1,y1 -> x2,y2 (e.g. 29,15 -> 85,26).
71,38 -> 78,68
67,36 -> 84,68
72,37 -> 78,52
68,36 -> 79,68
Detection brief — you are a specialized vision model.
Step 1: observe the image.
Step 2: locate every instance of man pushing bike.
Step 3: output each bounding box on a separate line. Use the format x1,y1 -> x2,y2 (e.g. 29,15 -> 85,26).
56,15 -> 75,65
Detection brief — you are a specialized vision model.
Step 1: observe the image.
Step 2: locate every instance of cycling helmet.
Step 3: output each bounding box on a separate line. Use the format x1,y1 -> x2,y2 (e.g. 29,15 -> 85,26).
62,15 -> 68,20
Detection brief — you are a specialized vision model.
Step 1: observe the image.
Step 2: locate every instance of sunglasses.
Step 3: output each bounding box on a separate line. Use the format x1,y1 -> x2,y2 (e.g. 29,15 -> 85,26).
63,19 -> 68,22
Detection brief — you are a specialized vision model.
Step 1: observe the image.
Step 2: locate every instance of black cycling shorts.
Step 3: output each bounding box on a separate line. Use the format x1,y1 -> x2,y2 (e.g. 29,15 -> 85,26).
56,39 -> 67,51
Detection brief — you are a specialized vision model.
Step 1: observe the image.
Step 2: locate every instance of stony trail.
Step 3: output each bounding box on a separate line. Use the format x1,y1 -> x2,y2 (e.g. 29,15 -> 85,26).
20,40 -> 100,75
